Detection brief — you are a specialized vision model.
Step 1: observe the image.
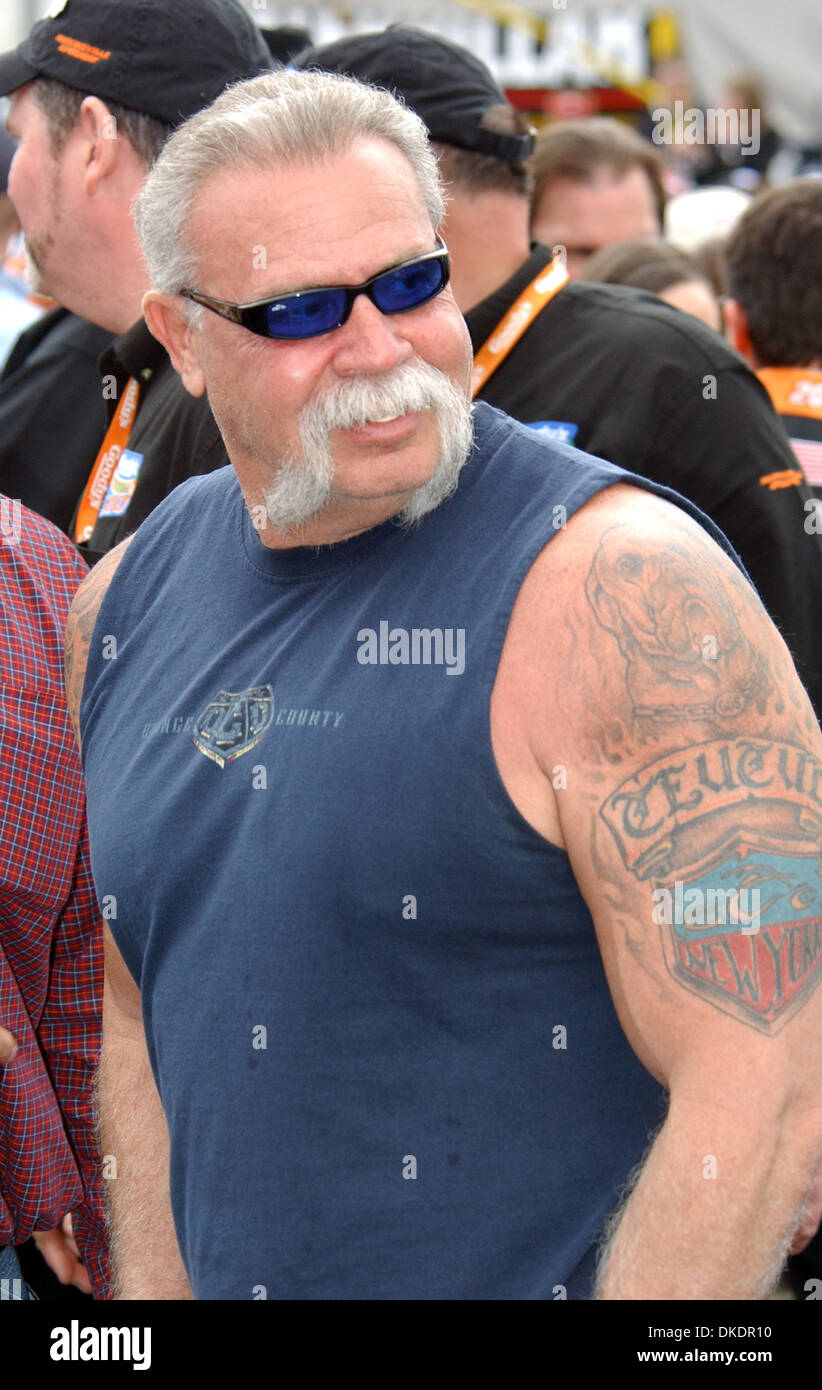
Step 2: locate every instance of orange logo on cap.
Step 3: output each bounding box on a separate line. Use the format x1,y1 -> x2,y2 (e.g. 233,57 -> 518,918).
54,33 -> 111,65
758,469 -> 804,491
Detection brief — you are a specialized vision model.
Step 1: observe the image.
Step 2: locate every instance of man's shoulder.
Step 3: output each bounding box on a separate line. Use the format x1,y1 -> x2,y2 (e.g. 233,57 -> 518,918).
551,279 -> 741,372
0,498 -> 88,594
469,248 -> 736,375
495,276 -> 796,497
473,262 -> 771,440
470,400 -> 624,490
465,403 -> 742,585
14,310 -> 114,369
115,463 -> 240,559
146,459 -> 239,512
509,478 -> 751,656
470,401 -> 732,535
0,501 -> 89,693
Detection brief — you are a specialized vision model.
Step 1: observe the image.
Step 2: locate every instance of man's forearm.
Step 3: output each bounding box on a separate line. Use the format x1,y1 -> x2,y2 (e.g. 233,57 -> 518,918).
596,1095 -> 822,1300
98,1006 -> 192,1300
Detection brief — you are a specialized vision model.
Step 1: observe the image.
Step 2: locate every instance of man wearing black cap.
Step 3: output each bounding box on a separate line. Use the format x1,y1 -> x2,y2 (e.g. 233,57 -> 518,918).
297,26 -> 822,725
0,0 -> 270,559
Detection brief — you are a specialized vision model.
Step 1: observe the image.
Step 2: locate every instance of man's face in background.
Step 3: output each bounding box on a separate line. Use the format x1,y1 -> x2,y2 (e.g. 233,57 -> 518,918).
531,165 -> 662,277
6,85 -> 66,295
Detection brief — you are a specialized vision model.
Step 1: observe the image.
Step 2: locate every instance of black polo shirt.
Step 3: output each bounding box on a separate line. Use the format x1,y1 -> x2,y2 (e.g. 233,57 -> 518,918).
466,246 -> 822,720
78,318 -> 228,563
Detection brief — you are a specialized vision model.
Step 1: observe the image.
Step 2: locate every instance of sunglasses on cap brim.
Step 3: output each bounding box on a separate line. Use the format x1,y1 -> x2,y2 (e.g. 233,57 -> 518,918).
180,239 -> 450,341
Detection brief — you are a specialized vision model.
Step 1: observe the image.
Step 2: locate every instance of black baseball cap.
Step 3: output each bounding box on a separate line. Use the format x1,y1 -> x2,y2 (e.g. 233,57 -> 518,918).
295,25 -> 534,168
0,0 -> 271,128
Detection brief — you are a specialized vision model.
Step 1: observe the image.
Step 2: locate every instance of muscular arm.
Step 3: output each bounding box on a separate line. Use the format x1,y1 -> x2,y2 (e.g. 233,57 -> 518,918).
64,538 -> 133,748
100,924 -> 192,1300
65,536 -> 192,1299
495,483 -> 822,1299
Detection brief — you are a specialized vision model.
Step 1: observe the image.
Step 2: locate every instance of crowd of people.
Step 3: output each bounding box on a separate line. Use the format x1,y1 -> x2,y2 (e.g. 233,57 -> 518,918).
0,0 -> 820,1305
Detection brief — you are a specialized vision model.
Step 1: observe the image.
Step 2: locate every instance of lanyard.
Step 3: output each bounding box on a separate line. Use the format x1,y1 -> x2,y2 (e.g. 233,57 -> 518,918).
74,377 -> 141,544
471,258 -> 569,398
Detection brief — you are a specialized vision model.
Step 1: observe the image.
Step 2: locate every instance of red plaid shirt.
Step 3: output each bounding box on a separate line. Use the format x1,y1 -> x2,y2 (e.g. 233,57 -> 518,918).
0,499 -> 108,1295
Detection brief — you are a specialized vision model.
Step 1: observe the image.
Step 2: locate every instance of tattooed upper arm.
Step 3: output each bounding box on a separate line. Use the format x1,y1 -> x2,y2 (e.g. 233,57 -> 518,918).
508,483 -> 822,1064
64,538 -> 133,749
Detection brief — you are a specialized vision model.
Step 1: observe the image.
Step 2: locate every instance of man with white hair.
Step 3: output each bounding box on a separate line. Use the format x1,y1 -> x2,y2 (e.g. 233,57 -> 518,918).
68,69 -> 822,1301
298,27 -> 822,724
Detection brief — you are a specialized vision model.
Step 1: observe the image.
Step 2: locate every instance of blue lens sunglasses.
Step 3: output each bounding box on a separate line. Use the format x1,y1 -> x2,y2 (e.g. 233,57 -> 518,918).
180,238 -> 450,341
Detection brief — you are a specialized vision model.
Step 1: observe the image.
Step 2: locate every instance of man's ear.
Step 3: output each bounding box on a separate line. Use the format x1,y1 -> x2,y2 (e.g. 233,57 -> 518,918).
77,96 -> 123,194
723,297 -> 757,365
143,291 -> 206,397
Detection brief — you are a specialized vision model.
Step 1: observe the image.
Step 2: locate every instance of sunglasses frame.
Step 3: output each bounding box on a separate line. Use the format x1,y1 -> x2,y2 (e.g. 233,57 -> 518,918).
180,238 -> 451,341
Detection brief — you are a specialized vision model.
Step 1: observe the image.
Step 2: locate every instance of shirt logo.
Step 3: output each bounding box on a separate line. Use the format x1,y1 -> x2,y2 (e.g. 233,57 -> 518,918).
192,686 -> 274,768
526,420 -> 579,445
758,469 -> 804,491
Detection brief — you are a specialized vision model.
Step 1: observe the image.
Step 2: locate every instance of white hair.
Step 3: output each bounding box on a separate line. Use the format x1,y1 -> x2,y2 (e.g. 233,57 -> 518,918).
134,68 -> 445,308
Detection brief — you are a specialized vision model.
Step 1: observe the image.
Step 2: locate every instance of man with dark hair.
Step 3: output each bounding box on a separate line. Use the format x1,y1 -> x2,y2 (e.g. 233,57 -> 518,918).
725,179 -> 822,500
0,0 -> 270,558
528,117 -> 666,277
576,239 -> 721,332
297,26 -> 822,723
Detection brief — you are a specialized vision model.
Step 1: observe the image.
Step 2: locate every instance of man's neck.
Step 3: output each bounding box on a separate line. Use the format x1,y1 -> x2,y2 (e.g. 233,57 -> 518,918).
65,209 -> 152,335
91,260 -> 151,336
443,190 -> 532,314
55,254 -> 148,336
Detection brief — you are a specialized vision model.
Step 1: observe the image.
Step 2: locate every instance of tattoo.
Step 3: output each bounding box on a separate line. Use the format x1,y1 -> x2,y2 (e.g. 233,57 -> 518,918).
581,520 -> 822,1033
64,540 -> 132,747
585,528 -> 766,723
601,739 -> 822,1033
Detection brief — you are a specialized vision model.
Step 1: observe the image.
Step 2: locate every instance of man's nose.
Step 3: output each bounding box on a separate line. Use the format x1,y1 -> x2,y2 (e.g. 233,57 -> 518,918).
330,292 -> 415,376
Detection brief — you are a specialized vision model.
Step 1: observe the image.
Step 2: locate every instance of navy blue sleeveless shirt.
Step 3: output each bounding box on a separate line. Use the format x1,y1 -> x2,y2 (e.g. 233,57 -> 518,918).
81,403 -> 739,1300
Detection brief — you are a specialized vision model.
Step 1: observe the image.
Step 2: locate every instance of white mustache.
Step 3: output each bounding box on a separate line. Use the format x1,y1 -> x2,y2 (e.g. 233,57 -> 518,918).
261,358 -> 473,534
303,360 -> 460,437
